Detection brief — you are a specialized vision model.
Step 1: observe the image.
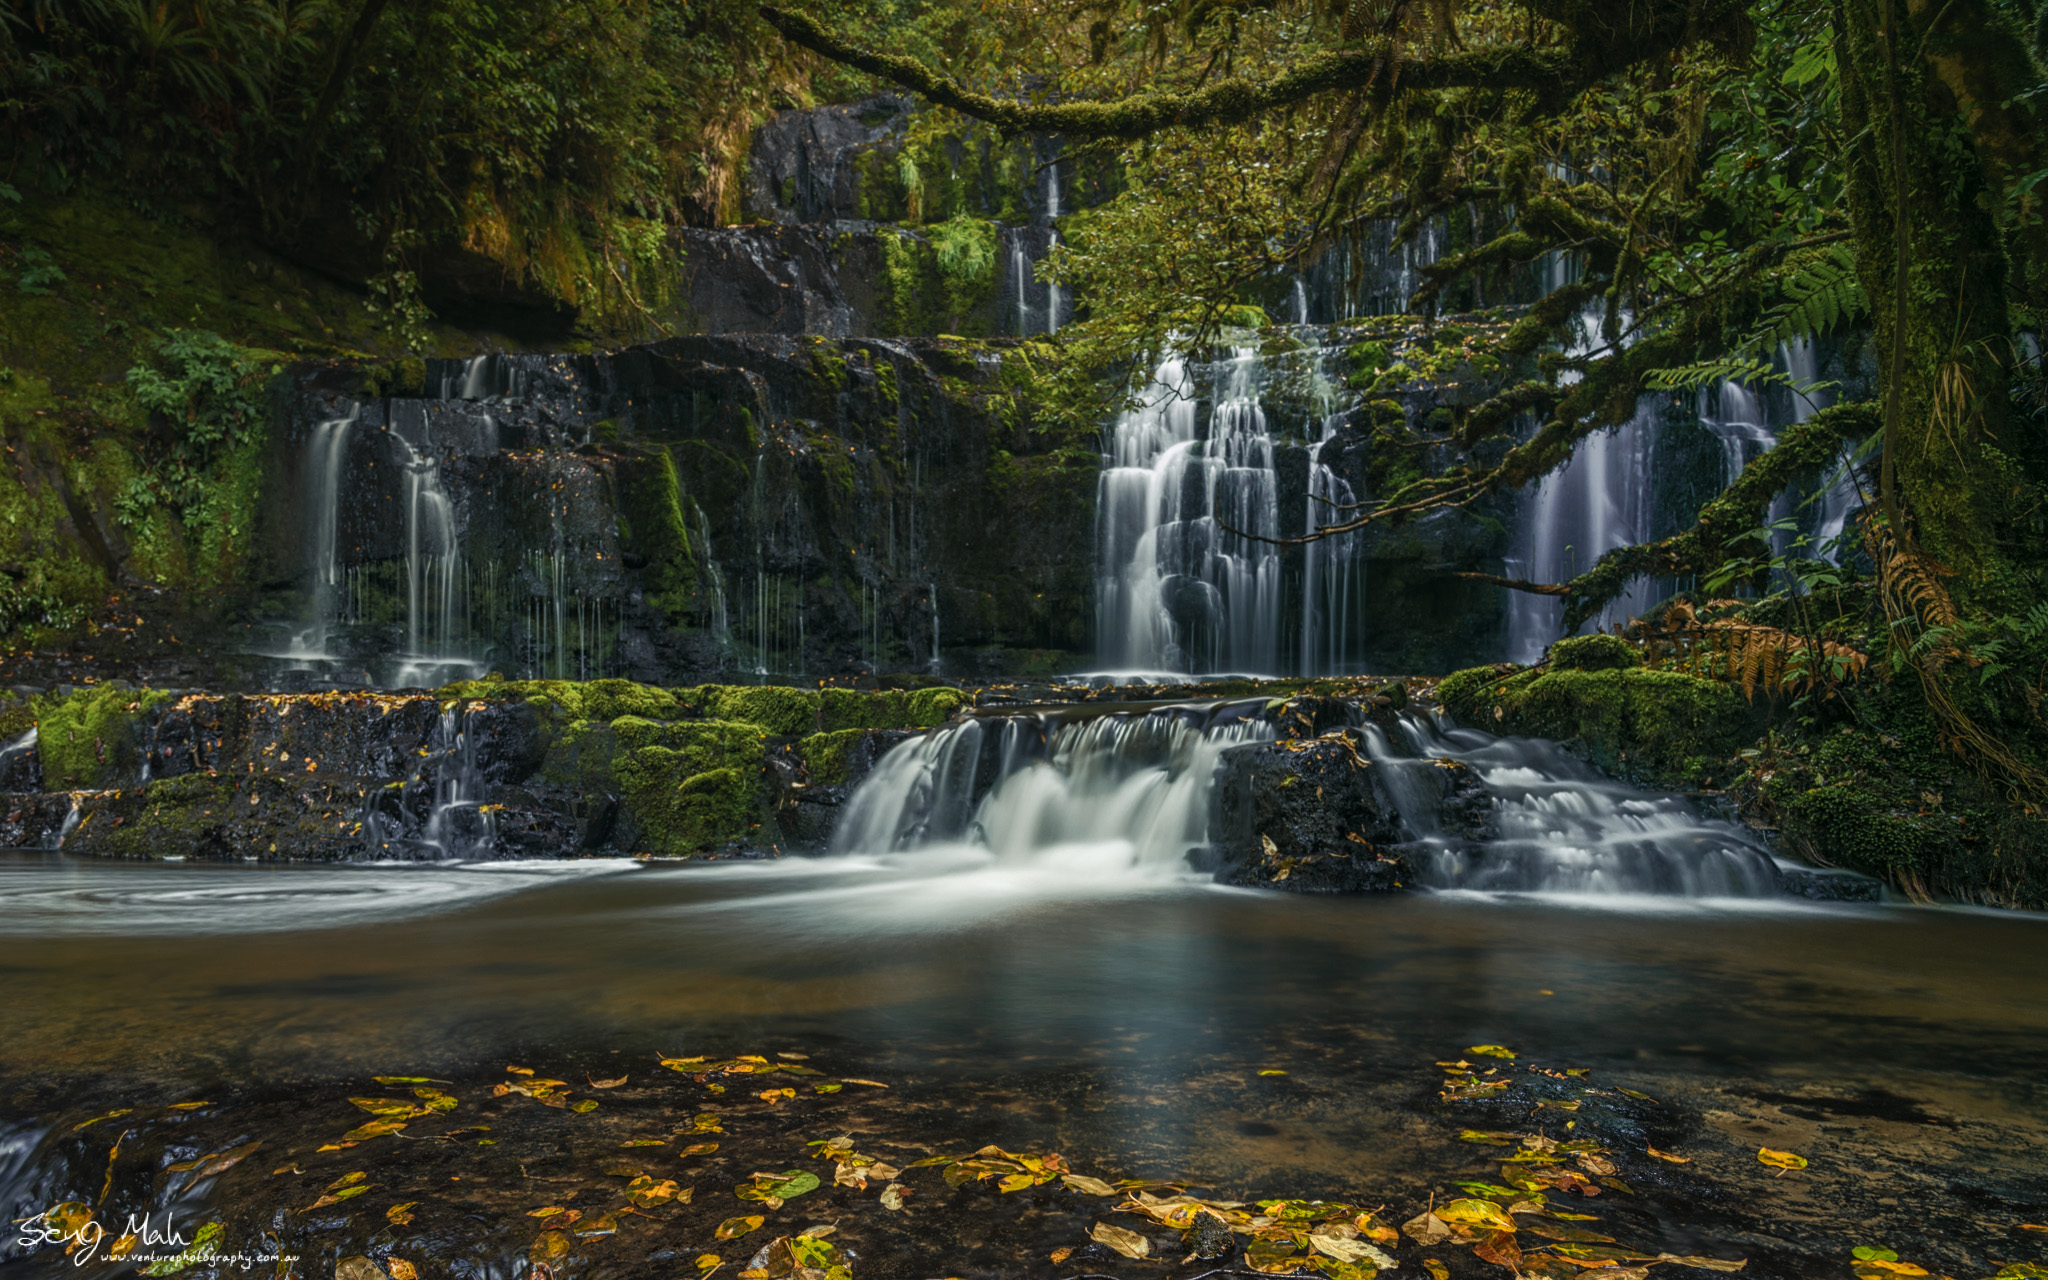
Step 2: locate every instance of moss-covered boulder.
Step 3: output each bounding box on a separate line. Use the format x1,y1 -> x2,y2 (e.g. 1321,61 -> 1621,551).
1436,664 -> 1758,788
1546,634 -> 1642,671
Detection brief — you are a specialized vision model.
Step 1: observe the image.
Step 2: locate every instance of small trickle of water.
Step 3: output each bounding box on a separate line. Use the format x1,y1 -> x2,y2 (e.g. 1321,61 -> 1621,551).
287,410 -> 359,661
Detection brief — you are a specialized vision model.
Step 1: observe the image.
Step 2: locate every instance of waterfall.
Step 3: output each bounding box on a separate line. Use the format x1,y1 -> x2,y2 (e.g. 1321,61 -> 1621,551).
827,699 -> 1800,898
363,706 -> 497,860
1011,232 -> 1033,336
1045,161 -> 1065,332
832,704 -> 1272,871
289,410 -> 358,660
928,581 -> 942,673
389,413 -> 487,687
1504,291 -> 1664,661
1365,712 -> 1783,896
693,500 -> 734,662
1096,350 -> 1282,674
1301,412 -> 1363,674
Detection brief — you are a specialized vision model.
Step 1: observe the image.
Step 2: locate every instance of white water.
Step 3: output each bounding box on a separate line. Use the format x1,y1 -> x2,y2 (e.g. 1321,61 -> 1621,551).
834,706 -> 1271,876
283,411 -> 358,661
828,700 -> 1807,902
1096,352 -> 1283,674
1365,712 -> 1784,896
390,413 -> 489,687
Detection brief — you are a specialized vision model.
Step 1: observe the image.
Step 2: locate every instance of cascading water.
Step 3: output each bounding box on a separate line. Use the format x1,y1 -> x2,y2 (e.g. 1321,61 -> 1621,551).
1096,351 -> 1283,674
1504,277 -> 1665,661
1363,711 -> 1785,896
388,411 -> 485,687
288,411 -> 359,661
828,697 -> 1820,899
832,703 -> 1273,872
362,705 -> 496,860
1044,161 -> 1065,332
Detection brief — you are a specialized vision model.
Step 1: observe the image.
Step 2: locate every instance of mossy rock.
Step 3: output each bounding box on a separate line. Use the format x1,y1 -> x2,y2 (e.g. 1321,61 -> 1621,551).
816,685 -> 965,732
798,728 -> 875,787
615,749 -> 761,855
1546,634 -> 1641,672
440,678 -> 687,729
67,771 -> 365,859
693,685 -> 822,737
1439,664 -> 1757,788
35,686 -> 175,788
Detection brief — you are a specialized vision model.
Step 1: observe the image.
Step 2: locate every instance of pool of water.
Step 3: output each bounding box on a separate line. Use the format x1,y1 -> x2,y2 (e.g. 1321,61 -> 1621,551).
1,851 -> 2044,1277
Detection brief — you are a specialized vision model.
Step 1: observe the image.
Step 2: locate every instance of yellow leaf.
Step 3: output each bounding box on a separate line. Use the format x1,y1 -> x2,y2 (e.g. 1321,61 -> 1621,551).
386,1203 -> 417,1226
1435,1199 -> 1514,1232
1757,1147 -> 1808,1171
1468,1045 -> 1516,1059
1061,1174 -> 1117,1196
1257,1069 -> 1289,1077
695,1255 -> 722,1273
715,1216 -> 765,1240
1089,1221 -> 1150,1259
387,1260 -> 418,1280
1646,1147 -> 1691,1164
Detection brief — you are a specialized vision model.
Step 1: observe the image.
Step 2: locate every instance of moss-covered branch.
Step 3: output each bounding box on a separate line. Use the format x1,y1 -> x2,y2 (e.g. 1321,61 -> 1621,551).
1504,402 -> 1880,630
758,2 -> 1749,140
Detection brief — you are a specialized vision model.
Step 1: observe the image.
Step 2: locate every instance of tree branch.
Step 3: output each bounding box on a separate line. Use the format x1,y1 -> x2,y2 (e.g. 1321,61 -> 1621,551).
758,4 -> 1584,139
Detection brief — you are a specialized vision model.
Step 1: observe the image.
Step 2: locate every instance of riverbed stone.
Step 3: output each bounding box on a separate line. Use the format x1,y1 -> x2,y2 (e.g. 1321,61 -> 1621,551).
1213,728 -> 1408,893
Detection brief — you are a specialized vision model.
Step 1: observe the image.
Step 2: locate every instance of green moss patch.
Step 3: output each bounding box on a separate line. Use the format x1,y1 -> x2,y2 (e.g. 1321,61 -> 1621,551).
1437,665 -> 1757,788
35,686 -> 175,788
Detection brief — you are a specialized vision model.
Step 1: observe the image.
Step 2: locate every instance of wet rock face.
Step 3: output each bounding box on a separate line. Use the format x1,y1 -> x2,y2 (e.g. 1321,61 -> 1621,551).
254,335 -> 1096,686
1213,728 -> 1409,893
4,682 -> 967,861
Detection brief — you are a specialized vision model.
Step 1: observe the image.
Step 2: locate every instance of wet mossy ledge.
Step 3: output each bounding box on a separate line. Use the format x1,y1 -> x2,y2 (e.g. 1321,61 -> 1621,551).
2,679 -> 969,862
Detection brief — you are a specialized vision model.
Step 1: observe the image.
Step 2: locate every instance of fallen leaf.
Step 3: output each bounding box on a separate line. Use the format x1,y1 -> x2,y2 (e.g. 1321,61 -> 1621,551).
1435,1198 -> 1515,1232
1474,1229 -> 1523,1269
1646,1147 -> 1691,1164
1402,1210 -> 1453,1245
1424,1261 -> 1450,1280
529,1231 -> 569,1263
386,1203 -> 417,1226
695,1255 -> 721,1274
1061,1174 -> 1117,1196
1616,1087 -> 1658,1103
1090,1221 -> 1150,1259
1257,1069 -> 1289,1077
387,1260 -> 418,1280
570,1099 -> 600,1113
837,1078 -> 889,1088
1468,1044 -> 1517,1059
1757,1147 -> 1808,1171
715,1216 -> 765,1240
621,1138 -> 667,1147
1049,1246 -> 1073,1265
1655,1255 -> 1746,1273
589,1075 -> 628,1089
880,1183 -> 910,1211
681,1143 -> 719,1156
334,1257 -> 387,1280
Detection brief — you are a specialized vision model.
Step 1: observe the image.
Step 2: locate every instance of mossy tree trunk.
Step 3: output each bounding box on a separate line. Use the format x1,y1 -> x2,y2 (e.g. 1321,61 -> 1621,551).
1832,0 -> 2040,615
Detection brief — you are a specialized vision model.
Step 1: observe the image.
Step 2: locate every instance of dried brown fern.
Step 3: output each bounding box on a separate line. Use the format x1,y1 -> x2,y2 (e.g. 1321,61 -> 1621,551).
1644,599 -> 1869,700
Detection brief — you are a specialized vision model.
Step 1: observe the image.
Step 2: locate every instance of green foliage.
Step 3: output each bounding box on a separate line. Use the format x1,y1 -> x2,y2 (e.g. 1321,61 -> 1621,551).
35,686 -> 175,789
15,244 -> 65,295
119,329 -> 276,528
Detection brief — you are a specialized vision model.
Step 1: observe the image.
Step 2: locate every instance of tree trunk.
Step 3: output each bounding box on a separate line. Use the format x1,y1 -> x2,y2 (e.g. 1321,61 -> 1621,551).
1831,0 -> 2030,615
